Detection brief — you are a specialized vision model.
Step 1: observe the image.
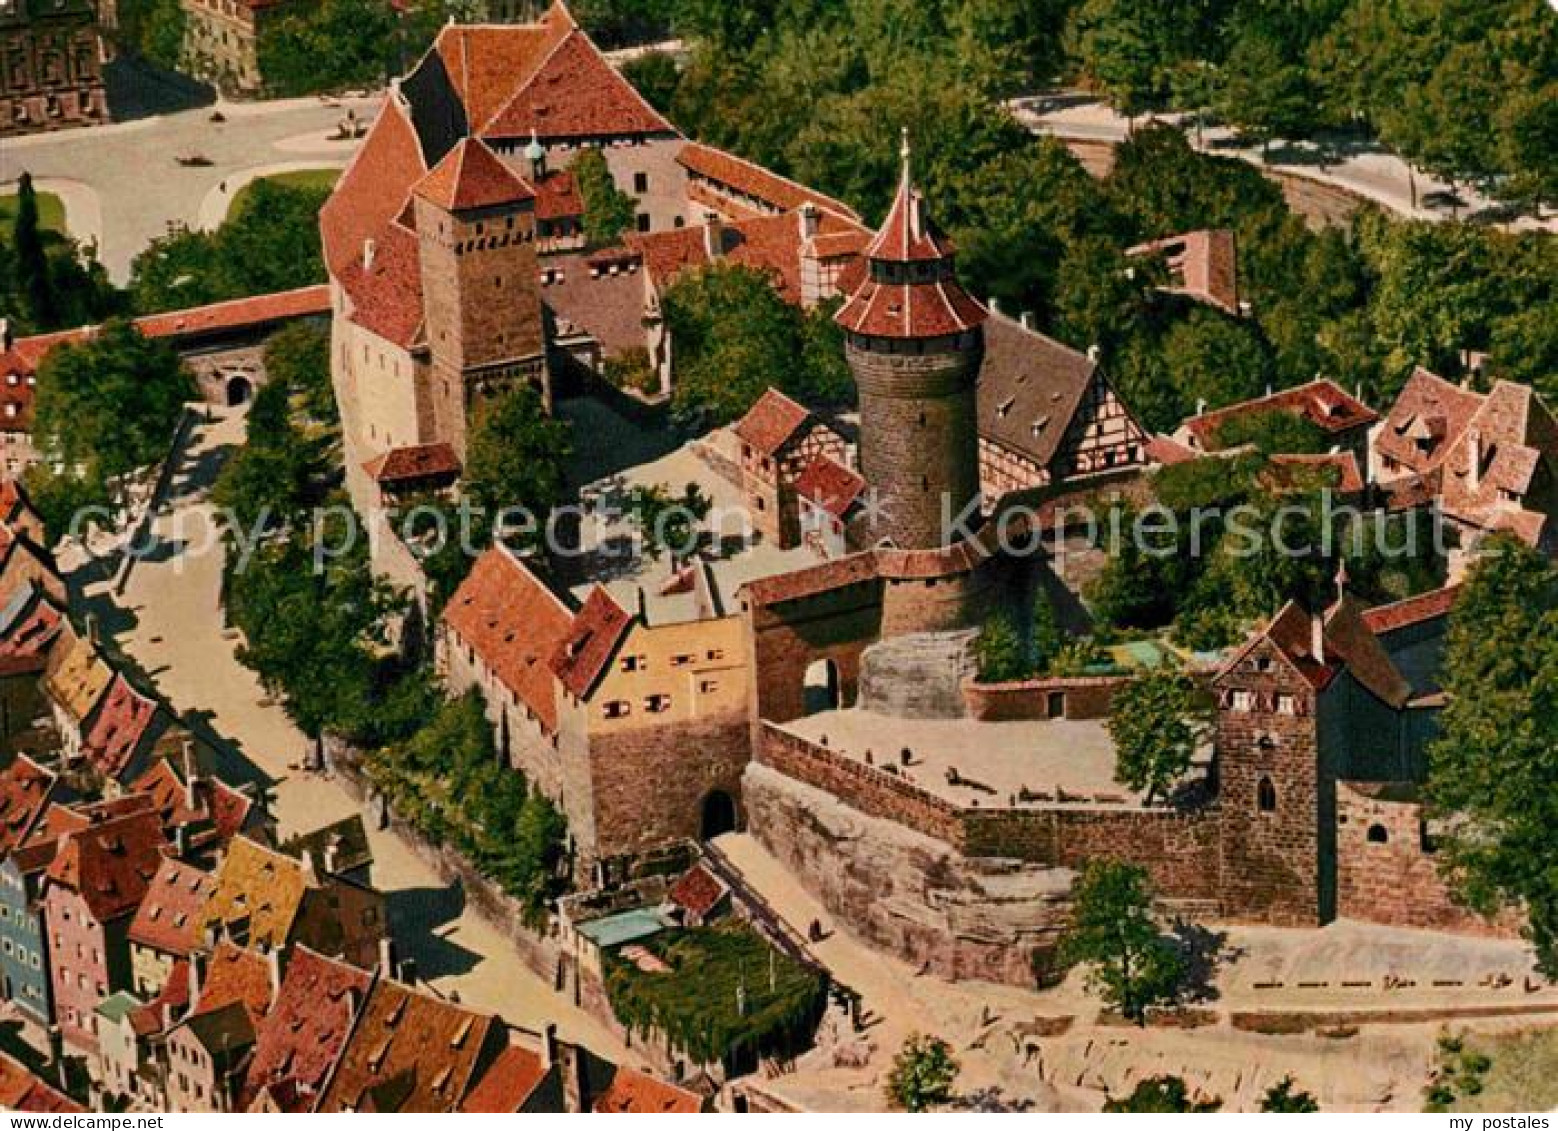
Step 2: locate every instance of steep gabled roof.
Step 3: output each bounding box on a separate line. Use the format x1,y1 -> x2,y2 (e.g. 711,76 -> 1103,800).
43,807 -> 167,923
80,672 -> 165,782
127,855 -> 216,958
337,221 -> 425,350
193,940 -> 275,1028
1322,592 -> 1412,709
733,388 -> 813,458
320,95 -> 429,277
432,11 -> 574,136
243,946 -> 373,1113
460,1044 -> 549,1113
0,756 -> 57,856
200,837 -> 309,951
1183,378 -> 1377,449
442,547 -> 574,733
977,313 -> 1101,471
413,137 -> 535,213
794,455 -> 865,520
550,585 -> 633,700
590,1066 -> 702,1113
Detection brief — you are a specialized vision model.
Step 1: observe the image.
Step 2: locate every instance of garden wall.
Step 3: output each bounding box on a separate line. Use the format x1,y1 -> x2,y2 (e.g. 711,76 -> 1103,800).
961,674 -> 1129,722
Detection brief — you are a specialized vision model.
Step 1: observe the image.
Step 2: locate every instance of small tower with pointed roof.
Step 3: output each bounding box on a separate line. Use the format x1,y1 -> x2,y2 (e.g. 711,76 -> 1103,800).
412,135 -> 551,462
836,131 -> 987,551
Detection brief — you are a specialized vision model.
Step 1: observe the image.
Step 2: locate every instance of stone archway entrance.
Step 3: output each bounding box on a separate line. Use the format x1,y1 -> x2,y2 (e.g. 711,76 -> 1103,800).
700,789 -> 737,840
225,374 -> 254,406
802,658 -> 841,715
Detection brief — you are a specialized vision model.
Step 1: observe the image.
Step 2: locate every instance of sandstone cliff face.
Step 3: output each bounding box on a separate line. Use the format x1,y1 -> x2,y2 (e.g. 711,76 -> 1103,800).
745,762 -> 1074,987
857,629 -> 977,720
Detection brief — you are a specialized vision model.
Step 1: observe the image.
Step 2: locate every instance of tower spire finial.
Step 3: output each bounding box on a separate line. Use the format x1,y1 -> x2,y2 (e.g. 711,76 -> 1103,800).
899,126 -> 911,185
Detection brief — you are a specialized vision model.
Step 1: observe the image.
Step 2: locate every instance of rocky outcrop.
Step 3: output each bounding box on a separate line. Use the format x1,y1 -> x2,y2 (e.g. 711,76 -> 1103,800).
857,629 -> 977,719
744,761 -> 1074,987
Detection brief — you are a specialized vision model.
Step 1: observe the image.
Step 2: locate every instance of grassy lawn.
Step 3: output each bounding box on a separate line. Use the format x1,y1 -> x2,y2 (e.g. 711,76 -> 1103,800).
229,169 -> 340,222
1439,1027 -> 1558,1112
603,922 -> 828,1066
0,190 -> 66,235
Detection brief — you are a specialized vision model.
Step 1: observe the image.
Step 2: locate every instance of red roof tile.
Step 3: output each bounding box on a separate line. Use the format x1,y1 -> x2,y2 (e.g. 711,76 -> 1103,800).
794,455 -> 865,519
243,946 -> 373,1113
550,585 -> 633,700
1127,229 -> 1240,316
0,756 -> 56,856
133,286 -> 331,340
481,27 -> 675,141
338,222 -> 425,349
864,154 -> 957,264
1184,378 -> 1377,447
667,863 -> 727,920
130,957 -> 191,1037
44,807 -> 167,922
81,672 -> 163,781
1147,434 -> 1199,466
532,168 -> 582,222
414,138 -> 535,213
433,14 -> 573,135
591,1066 -> 702,1113
443,548 -> 573,733
129,758 -> 255,854
1435,380 -> 1558,535
363,443 -> 462,485
677,142 -> 859,220
126,856 -> 215,958
460,1044 -> 549,1113
194,940 -> 276,1028
0,1053 -> 83,1113
1374,367 -> 1483,477
733,388 -> 812,458
1322,592 -> 1412,709
741,548 -> 884,608
1361,586 -> 1461,635
320,96 -> 428,276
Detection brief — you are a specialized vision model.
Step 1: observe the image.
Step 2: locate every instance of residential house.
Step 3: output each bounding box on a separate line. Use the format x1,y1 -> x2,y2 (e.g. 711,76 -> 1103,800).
0,756 -> 65,1024
0,1051 -> 81,1113
240,945 -> 373,1113
1175,378 -> 1378,464
163,941 -> 277,1113
41,627 -> 114,761
732,389 -> 851,549
128,757 -> 260,866
279,815 -> 373,888
126,856 -> 216,1000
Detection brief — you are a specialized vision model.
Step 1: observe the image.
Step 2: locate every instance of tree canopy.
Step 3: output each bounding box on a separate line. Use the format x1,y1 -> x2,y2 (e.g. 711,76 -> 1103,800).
1108,667 -> 1207,805
1060,859 -> 1186,1023
886,1033 -> 961,1113
462,382 -> 572,533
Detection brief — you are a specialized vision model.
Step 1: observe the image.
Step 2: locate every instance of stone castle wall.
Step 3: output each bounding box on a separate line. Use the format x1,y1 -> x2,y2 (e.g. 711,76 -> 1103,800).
962,674 -> 1129,722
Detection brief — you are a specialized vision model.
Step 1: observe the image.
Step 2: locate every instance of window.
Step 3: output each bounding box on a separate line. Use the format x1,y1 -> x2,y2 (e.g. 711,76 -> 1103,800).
603,700 -> 630,719
644,694 -> 671,713
671,654 -> 695,667
706,649 -> 724,661
1275,694 -> 1296,715
1257,777 -> 1277,813
633,172 -> 649,193
620,655 -> 644,673
1367,823 -> 1389,844
698,679 -> 719,694
1231,690 -> 1255,712
636,213 -> 651,233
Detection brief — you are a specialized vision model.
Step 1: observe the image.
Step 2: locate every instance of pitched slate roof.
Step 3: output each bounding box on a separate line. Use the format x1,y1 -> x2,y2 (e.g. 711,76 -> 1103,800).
460,1044 -> 549,1113
442,547 -> 574,733
242,946 -> 374,1113
127,855 -> 216,958
678,141 -> 860,220
977,313 -> 1101,470
44,807 -> 167,922
319,978 -> 500,1113
550,585 -> 634,700
733,388 -> 813,458
0,756 -> 56,856
1183,378 -> 1377,449
414,137 -> 535,212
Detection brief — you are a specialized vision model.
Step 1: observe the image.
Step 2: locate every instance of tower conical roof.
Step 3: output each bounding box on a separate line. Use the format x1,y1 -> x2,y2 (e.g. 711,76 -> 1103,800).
413,137 -> 534,213
862,130 -> 959,263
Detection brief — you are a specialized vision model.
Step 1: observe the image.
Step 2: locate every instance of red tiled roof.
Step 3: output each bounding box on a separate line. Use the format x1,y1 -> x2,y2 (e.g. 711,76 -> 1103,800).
443,548 -> 573,733
1374,367 -> 1484,477
481,27 -> 675,141
320,96 -> 428,276
865,161 -> 957,264
126,855 -> 215,958
533,169 -> 582,222
1435,380 -> 1558,536
667,863 -> 727,920
0,1053 -> 83,1114
835,272 -> 987,339
194,940 -> 275,1028
0,756 -> 56,856
129,758 -> 255,853
338,222 -> 425,349
1147,434 -> 1199,466
319,978 -> 499,1113
460,1044 -> 549,1113
1126,229 -> 1239,316
44,807 -> 167,922
740,547 -> 883,608
794,455 -> 865,519
1361,586 -> 1461,635
677,142 -> 859,220
1322,592 -> 1412,709
434,14 -> 574,135
1184,378 -> 1377,447
591,1066 -> 702,1114
363,443 -> 461,485
81,672 -> 163,781
243,946 -> 373,1113
133,286 -> 331,340
550,585 -> 633,700
414,138 -> 535,213
733,388 -> 812,458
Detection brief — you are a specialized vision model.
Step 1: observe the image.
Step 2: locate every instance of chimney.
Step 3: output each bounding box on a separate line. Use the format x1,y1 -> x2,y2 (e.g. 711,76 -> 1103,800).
702,213 -> 724,260
265,943 -> 282,999
1195,397 -> 1208,416
187,952 -> 206,1014
797,202 -> 820,243
559,1041 -> 586,1114
1020,311 -> 1034,331
1310,612 -> 1325,666
542,1022 -> 560,1069
84,612 -> 99,645
181,738 -> 199,810
378,936 -> 396,979
1467,428 -> 1482,491
172,823 -> 188,860
0,318 -> 11,353
1086,344 -> 1101,364
322,836 -> 340,877
362,238 -> 376,271
397,956 -> 417,985
988,296 -> 1000,316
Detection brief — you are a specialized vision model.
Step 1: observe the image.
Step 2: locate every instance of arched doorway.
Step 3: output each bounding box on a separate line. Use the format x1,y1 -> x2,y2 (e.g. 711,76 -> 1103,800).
225,374 -> 253,406
700,790 -> 737,840
802,658 -> 840,715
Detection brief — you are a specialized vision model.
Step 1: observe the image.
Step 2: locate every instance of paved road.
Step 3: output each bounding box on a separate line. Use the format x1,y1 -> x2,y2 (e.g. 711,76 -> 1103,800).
1,93 -> 379,283
1013,94 -> 1556,234
69,406 -> 632,1060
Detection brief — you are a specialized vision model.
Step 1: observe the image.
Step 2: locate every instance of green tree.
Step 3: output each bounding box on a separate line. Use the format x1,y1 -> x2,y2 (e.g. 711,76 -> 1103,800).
1067,0 -> 1176,118
261,321 -> 338,425
1105,1075 -> 1221,1112
116,0 -> 187,70
12,174 -> 56,330
1031,588 -> 1064,675
574,149 -> 638,248
256,0 -> 401,97
621,50 -> 682,111
1216,18 -> 1317,153
624,481 -> 712,563
1062,860 -> 1185,1023
973,611 -> 1027,683
31,320 -> 196,501
1261,1075 -> 1320,1112
1108,666 -> 1205,805
462,382 -> 572,533
1424,537 -> 1558,973
1211,409 -> 1330,456
886,1033 -> 960,1113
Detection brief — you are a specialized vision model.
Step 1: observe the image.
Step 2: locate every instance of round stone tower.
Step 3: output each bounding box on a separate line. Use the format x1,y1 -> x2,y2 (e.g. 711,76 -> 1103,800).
836,131 -> 988,552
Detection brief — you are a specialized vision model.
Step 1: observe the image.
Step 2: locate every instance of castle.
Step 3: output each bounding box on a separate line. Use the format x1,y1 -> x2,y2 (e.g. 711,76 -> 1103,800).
319,7 -> 1545,985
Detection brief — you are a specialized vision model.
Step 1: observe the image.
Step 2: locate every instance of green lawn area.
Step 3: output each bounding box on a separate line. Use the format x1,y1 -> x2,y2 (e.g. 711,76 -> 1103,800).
0,190 -> 66,235
1441,1027 -> 1558,1112
603,922 -> 828,1067
229,169 -> 340,222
